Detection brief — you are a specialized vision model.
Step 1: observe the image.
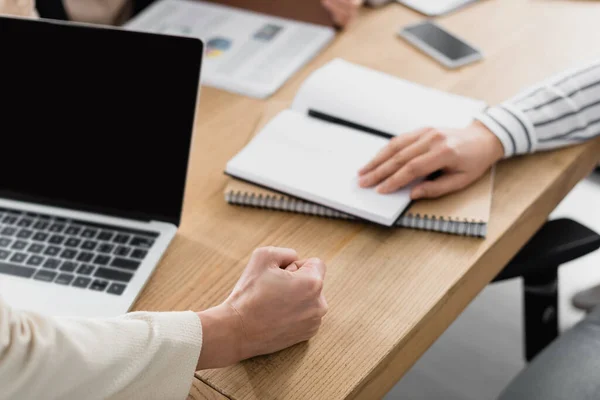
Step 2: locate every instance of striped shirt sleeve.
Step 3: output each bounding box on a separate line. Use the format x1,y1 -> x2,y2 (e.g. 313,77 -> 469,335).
475,59 -> 600,157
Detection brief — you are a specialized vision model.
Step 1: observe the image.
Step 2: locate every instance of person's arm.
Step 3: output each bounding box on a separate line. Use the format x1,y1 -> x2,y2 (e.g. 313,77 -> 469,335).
358,59 -> 600,199
0,300 -> 203,400
476,59 -> 600,157
322,0 -> 363,27
62,0 -> 132,25
0,0 -> 37,17
0,248 -> 327,400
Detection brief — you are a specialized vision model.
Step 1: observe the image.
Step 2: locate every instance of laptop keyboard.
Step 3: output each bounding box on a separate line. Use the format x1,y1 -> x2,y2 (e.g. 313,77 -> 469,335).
0,207 -> 160,296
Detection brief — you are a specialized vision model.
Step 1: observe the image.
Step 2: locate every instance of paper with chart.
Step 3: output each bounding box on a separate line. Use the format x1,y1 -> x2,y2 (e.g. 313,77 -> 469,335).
125,0 -> 335,99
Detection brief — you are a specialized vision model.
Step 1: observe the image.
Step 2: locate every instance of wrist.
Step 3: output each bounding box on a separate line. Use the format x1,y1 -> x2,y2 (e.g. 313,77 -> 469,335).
196,303 -> 244,370
471,120 -> 505,163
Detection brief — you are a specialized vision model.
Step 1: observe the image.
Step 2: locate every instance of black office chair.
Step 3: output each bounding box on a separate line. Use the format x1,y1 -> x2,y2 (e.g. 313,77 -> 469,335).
492,218 -> 600,362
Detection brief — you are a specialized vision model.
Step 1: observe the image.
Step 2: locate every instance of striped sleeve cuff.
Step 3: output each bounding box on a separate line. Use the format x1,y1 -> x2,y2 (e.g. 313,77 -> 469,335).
474,104 -> 536,158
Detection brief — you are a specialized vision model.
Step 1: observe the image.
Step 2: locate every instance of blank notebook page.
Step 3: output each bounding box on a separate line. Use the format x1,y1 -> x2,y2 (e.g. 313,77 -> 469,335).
225,110 -> 413,226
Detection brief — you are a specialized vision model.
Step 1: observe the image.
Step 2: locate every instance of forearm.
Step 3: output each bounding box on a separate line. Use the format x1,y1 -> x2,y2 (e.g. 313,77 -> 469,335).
0,298 -> 202,400
476,59 -> 600,157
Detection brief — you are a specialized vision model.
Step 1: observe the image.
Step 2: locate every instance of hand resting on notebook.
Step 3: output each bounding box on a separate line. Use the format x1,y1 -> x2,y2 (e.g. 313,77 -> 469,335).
358,121 -> 503,199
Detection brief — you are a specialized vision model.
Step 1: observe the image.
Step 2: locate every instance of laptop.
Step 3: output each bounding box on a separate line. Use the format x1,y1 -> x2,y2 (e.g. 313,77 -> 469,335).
0,16 -> 203,318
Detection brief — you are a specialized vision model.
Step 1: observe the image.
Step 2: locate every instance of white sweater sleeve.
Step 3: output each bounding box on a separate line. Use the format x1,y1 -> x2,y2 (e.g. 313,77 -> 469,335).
475,59 -> 600,157
0,297 -> 203,400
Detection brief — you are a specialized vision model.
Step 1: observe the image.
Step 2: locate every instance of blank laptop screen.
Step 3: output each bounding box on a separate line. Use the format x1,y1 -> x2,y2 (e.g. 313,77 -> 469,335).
0,17 -> 203,226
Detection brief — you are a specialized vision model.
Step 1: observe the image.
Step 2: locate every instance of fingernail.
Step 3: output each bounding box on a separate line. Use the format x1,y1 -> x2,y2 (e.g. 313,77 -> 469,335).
359,176 -> 369,187
376,185 -> 388,194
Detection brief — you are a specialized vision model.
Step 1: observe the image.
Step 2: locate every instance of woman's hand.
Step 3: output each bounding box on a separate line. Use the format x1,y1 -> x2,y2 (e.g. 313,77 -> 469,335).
197,247 -> 327,369
358,121 -> 504,199
322,0 -> 363,27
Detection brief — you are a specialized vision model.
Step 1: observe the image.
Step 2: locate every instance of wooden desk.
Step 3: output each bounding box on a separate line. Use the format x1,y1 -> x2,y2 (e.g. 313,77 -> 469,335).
135,0 -> 600,399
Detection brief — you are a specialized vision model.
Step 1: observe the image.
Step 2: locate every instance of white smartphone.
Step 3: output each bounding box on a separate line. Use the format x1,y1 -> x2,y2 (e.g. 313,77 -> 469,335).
397,21 -> 483,69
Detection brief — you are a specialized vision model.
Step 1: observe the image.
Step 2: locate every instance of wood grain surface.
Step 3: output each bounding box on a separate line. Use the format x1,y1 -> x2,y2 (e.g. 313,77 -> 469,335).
127,0 -> 600,398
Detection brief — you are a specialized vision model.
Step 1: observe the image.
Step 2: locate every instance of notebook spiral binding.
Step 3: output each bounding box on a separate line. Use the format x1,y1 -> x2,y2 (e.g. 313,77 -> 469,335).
225,190 -> 487,238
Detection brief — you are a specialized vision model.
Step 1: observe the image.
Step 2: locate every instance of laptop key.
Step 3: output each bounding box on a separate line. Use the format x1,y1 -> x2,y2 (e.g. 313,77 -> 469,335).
77,264 -> 95,275
55,273 -> 75,285
1,227 -> 17,236
65,238 -> 81,248
131,249 -> 147,260
107,283 -> 127,296
28,243 -> 45,254
17,218 -> 33,228
32,232 -> 49,242
48,223 -> 65,233
90,279 -> 109,292
110,257 -> 140,270
64,226 -> 81,235
26,255 -> 44,267
114,246 -> 131,257
2,215 -> 17,225
94,267 -> 133,283
0,250 -> 9,260
49,235 -> 65,245
98,243 -> 113,253
81,229 -> 97,239
77,252 -> 94,262
97,231 -> 113,241
11,240 -> 27,250
81,240 -> 97,251
0,238 -> 11,248
0,262 -> 36,278
43,258 -> 61,269
60,261 -> 78,272
34,270 -> 57,282
60,249 -> 77,260
113,234 -> 130,244
44,246 -> 61,256
93,255 -> 110,266
17,229 -> 33,239
10,252 -> 27,264
130,237 -> 154,248
33,220 -> 49,230
72,276 -> 91,289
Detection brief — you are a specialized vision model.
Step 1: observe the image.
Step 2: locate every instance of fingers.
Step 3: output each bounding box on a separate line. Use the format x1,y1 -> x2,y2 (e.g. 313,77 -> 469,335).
359,131 -> 421,177
296,257 -> 327,280
376,147 -> 454,194
250,247 -> 298,269
410,173 -> 474,199
285,262 -> 299,272
359,138 -> 429,188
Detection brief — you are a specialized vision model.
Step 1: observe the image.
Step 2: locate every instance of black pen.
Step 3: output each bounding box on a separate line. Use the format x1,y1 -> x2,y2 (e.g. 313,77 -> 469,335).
308,109 -> 395,140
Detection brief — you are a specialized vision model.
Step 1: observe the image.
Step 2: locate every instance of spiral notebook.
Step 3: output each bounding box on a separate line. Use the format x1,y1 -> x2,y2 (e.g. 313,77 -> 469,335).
225,169 -> 493,237
224,60 -> 494,236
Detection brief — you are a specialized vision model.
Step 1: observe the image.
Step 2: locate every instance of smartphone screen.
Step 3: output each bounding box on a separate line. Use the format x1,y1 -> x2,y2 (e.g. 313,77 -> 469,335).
403,21 -> 479,61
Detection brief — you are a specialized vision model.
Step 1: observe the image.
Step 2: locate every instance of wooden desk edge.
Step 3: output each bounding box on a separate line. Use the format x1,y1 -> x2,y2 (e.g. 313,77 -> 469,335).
189,376 -> 229,400
348,139 -> 600,400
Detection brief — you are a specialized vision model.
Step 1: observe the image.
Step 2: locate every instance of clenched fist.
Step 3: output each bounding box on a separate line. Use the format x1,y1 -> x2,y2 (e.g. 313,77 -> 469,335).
197,247 -> 328,369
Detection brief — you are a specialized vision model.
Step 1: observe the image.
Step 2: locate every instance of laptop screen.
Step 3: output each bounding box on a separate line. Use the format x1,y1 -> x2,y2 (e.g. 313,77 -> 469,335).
0,17 -> 203,226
